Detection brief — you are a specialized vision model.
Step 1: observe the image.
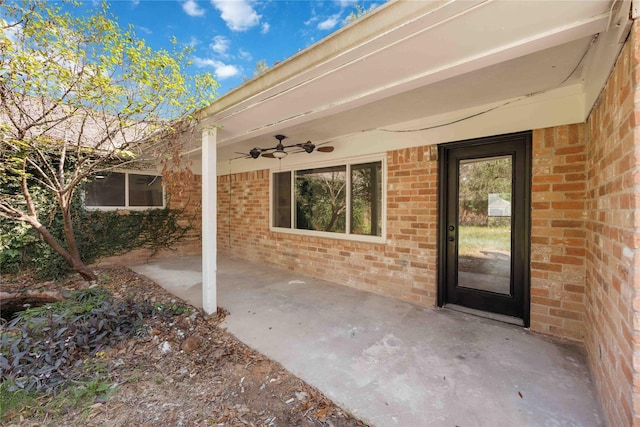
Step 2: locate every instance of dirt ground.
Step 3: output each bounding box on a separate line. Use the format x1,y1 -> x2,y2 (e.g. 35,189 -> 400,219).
0,266 -> 368,427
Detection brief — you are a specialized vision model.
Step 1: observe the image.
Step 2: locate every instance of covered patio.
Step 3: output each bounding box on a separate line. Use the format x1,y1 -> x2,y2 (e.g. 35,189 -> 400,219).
137,1 -> 640,423
133,256 -> 602,426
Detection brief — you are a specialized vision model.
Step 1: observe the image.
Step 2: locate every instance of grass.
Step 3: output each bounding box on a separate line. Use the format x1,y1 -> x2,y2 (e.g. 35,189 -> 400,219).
14,286 -> 111,322
0,375 -> 116,421
458,225 -> 511,256
153,302 -> 191,316
0,286 -> 146,423
0,381 -> 39,420
48,376 -> 117,418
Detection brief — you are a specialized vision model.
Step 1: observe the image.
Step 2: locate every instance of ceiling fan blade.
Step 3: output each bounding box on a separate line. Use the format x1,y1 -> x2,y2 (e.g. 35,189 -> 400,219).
262,152 -> 276,158
317,146 -> 334,152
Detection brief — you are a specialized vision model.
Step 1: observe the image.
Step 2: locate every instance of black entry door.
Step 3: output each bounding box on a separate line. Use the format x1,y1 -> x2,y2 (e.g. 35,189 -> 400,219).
438,132 -> 531,325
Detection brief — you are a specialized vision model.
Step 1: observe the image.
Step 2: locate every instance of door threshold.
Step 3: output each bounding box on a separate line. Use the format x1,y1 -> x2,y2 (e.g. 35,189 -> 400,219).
445,304 -> 525,326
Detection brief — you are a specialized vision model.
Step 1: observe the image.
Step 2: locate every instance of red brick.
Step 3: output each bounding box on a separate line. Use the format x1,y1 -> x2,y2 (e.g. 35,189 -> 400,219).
579,26 -> 639,427
104,31 -> 640,427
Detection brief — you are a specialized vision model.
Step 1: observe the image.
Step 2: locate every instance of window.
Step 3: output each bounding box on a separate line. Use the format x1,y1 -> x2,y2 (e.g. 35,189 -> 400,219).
273,171 -> 291,228
272,158 -> 384,241
85,172 -> 164,209
296,165 -> 347,233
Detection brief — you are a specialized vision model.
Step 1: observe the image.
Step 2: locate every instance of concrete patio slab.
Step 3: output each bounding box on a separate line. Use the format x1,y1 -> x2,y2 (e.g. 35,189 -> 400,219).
132,255 -> 603,427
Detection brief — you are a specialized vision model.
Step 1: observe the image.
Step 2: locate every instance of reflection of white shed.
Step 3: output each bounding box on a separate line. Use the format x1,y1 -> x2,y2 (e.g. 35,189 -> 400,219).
488,194 -> 511,217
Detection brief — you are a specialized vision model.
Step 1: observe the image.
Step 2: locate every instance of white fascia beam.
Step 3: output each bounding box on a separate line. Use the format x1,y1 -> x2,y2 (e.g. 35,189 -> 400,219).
201,128 -> 217,314
632,0 -> 640,19
217,85 -> 586,176
583,0 -> 632,118
213,10 -> 611,148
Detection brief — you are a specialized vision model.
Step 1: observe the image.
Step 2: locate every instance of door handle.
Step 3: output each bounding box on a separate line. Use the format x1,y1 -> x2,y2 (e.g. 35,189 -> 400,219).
448,225 -> 455,231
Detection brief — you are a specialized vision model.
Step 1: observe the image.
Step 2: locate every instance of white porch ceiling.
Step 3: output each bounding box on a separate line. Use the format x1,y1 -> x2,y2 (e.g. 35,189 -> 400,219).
197,0 -> 631,163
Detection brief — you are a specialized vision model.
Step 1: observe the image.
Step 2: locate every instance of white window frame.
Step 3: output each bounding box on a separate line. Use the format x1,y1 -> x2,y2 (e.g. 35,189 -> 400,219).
84,169 -> 166,211
270,154 -> 387,243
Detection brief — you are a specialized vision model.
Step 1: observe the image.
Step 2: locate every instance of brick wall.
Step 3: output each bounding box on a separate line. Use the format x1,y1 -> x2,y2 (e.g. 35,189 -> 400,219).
530,125 -> 587,341
217,146 -> 440,304
96,174 -> 202,266
583,23 -> 639,427
217,137 -> 590,340
217,169 -> 272,261
93,23 -> 640,427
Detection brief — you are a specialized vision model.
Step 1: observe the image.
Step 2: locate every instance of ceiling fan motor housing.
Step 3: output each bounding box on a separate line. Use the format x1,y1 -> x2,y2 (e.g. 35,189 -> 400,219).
302,141 -> 315,153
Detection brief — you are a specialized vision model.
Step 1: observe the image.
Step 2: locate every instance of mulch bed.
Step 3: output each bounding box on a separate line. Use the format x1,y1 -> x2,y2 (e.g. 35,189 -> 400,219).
1,266 -> 368,427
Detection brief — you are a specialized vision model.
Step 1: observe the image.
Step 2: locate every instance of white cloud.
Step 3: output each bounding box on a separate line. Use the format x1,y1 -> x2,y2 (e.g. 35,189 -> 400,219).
211,0 -> 261,32
188,36 -> 201,47
336,0 -> 356,7
238,49 -> 252,61
210,35 -> 230,55
261,22 -> 270,34
137,26 -> 152,35
131,0 -> 140,6
193,57 -> 240,79
183,0 -> 205,17
317,14 -> 341,31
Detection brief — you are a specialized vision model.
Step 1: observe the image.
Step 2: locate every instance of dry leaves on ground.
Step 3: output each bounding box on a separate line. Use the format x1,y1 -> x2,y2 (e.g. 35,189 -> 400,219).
1,266 -> 368,427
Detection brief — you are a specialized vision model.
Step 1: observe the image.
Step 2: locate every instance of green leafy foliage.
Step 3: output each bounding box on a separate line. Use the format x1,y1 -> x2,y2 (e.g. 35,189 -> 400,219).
294,163 -> 381,235
458,157 -> 512,226
0,189 -> 189,279
0,285 -> 191,422
0,381 -> 38,419
296,168 -> 347,233
0,287 -> 152,392
153,302 -> 191,316
0,0 -> 216,280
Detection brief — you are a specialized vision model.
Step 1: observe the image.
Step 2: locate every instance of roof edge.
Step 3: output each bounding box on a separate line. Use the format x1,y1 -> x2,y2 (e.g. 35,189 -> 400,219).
198,0 -> 448,119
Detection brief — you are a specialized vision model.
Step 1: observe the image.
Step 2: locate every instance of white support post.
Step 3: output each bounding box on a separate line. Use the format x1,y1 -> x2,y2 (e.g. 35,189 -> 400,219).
201,127 -> 217,314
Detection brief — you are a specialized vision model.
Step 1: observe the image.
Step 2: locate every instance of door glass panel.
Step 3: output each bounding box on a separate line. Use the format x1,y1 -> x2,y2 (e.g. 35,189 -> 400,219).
457,156 -> 512,294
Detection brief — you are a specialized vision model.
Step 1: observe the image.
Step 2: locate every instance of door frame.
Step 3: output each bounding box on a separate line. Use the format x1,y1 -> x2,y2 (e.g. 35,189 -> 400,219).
437,131 -> 532,327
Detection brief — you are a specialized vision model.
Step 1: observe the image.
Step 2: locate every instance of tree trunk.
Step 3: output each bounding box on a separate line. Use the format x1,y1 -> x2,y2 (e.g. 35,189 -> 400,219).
325,204 -> 346,232
59,193 -> 97,281
27,217 -> 97,282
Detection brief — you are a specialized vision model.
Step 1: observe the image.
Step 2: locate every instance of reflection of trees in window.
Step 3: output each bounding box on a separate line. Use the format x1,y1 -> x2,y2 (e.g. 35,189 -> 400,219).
458,156 -> 511,226
273,172 -> 291,228
295,166 -> 347,233
275,160 -> 383,237
351,162 -> 382,236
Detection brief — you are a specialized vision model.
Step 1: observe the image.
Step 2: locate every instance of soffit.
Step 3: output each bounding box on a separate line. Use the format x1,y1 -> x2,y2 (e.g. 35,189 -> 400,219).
200,0 -> 627,161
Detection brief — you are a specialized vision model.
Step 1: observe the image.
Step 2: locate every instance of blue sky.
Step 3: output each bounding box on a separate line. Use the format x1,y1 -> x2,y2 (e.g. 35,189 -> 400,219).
103,0 -> 380,96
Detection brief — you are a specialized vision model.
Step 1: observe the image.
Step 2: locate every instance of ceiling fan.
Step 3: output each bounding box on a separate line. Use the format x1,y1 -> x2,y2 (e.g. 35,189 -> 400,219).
236,135 -> 334,159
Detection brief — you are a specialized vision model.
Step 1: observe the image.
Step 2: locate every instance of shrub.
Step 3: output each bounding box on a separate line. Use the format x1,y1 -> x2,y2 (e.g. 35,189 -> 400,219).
0,189 -> 189,279
0,287 -> 153,392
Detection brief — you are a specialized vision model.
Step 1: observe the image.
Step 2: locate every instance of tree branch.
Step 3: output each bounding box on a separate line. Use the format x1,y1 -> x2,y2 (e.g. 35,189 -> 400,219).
21,160 -> 37,217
